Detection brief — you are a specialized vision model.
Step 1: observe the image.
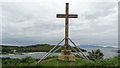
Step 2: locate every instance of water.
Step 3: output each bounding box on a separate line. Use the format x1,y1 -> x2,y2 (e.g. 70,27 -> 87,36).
1,47 -> 118,59
81,47 -> 118,58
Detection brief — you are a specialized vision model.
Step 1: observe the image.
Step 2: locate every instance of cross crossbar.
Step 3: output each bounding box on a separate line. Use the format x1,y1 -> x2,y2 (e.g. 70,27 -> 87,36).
57,14 -> 78,18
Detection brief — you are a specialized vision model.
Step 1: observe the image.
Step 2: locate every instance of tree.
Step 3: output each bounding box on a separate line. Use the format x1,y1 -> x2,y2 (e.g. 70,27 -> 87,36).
88,49 -> 104,60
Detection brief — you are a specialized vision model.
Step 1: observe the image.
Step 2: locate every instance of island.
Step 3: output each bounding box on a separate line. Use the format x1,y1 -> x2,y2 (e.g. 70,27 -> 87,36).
1,44 -> 86,55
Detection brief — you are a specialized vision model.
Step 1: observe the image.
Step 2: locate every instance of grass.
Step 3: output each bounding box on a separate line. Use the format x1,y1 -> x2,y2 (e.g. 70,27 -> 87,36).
2,55 -> 120,67
37,55 -> 120,66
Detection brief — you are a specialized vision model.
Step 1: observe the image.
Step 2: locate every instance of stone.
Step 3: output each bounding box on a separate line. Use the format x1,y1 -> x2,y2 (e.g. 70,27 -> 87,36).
58,50 -> 75,61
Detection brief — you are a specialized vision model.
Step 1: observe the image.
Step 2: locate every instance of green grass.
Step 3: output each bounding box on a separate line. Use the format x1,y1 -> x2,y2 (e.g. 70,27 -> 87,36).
37,55 -> 120,66
2,55 -> 120,66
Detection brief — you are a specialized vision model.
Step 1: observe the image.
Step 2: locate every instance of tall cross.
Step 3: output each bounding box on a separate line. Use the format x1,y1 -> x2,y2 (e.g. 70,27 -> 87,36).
56,3 -> 78,49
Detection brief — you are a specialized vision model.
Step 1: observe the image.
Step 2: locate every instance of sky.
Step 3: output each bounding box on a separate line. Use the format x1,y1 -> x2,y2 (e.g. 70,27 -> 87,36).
1,0 -> 119,47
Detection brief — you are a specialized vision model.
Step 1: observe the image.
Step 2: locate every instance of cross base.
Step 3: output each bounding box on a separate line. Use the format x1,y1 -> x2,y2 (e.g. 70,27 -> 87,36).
58,50 -> 75,61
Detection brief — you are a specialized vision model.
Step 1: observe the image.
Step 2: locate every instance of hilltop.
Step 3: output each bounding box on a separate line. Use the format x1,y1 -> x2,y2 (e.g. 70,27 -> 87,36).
2,55 -> 120,67
37,55 -> 119,66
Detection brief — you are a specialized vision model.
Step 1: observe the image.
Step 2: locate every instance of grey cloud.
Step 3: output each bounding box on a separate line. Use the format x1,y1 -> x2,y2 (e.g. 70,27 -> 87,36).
1,2 -> 118,47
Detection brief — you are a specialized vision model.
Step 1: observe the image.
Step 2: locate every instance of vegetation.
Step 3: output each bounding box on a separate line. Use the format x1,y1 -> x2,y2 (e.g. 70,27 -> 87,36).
2,44 -> 86,54
118,50 -> 120,53
2,55 -> 120,67
87,49 -> 104,60
38,55 -> 119,66
112,50 -> 120,53
2,57 -> 37,66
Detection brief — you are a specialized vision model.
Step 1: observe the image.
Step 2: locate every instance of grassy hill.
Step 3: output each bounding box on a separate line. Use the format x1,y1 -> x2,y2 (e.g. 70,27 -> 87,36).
2,55 -> 120,67
37,55 -> 119,66
2,44 -> 86,54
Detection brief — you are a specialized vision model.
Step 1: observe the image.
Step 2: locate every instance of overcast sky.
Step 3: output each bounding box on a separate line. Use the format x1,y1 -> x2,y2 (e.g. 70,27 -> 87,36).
1,0 -> 118,47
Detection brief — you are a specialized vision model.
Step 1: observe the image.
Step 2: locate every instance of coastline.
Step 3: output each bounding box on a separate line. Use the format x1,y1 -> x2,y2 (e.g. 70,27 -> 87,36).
2,52 -> 46,55
22,52 -> 46,55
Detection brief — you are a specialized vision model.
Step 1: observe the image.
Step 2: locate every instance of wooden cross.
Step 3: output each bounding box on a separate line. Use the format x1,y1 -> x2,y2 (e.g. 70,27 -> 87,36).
56,3 -> 78,49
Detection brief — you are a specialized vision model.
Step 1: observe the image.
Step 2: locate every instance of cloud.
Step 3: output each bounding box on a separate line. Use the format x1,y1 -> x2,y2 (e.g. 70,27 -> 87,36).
1,1 -> 118,47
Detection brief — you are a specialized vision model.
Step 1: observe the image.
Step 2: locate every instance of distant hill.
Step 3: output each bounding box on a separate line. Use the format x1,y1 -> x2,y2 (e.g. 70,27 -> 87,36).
1,44 -> 87,54
79,45 -> 116,48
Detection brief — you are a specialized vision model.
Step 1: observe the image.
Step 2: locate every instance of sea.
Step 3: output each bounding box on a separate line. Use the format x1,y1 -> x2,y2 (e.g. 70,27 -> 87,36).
1,47 -> 119,59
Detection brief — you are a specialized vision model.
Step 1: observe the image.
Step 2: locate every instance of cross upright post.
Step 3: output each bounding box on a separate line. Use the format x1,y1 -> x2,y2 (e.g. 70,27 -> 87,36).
65,3 -> 69,49
56,3 -> 78,49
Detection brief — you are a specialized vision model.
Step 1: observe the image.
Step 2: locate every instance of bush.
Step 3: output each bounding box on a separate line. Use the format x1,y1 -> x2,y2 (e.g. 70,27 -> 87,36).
21,56 -> 36,64
88,49 -> 104,60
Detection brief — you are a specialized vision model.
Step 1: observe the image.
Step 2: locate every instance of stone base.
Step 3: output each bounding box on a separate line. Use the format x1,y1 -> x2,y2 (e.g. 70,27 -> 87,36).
58,50 -> 75,61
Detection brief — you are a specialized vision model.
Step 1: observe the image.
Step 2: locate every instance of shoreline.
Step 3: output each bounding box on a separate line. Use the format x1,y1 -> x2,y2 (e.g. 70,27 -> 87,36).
22,52 -> 46,55
2,52 -> 47,55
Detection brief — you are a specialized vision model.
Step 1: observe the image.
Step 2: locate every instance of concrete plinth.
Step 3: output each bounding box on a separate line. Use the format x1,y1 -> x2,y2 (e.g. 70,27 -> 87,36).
58,50 -> 75,61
